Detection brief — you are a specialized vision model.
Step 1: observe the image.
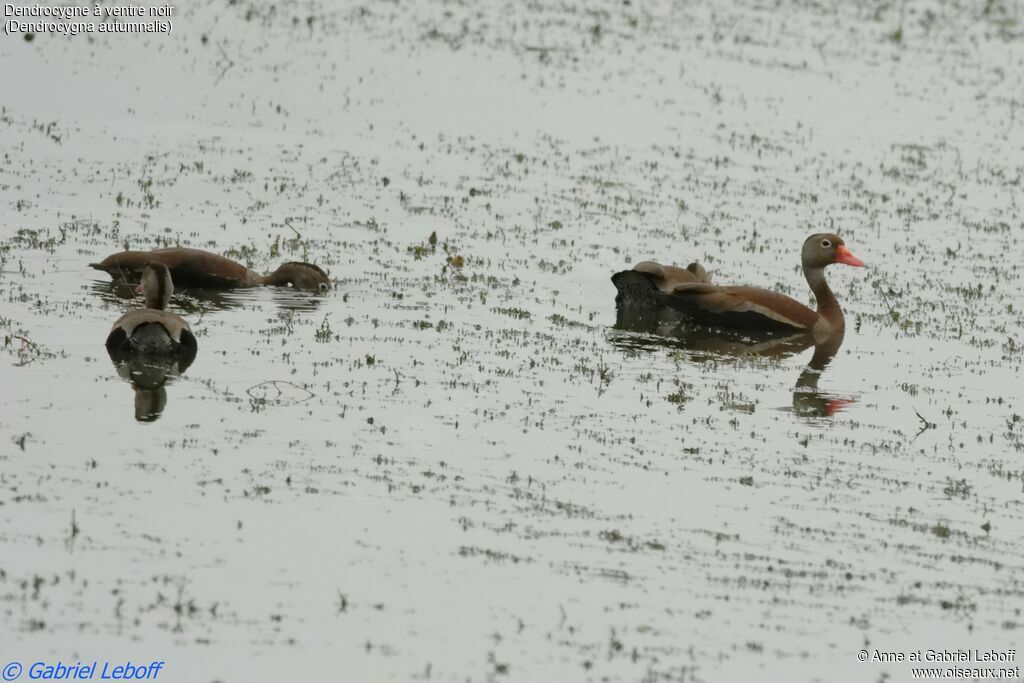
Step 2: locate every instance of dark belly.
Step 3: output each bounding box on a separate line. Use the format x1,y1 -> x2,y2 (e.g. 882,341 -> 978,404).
662,303 -> 806,332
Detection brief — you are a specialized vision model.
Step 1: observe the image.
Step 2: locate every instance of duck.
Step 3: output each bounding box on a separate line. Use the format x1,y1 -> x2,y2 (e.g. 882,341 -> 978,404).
105,262 -> 198,362
90,247 -> 330,292
612,233 -> 864,338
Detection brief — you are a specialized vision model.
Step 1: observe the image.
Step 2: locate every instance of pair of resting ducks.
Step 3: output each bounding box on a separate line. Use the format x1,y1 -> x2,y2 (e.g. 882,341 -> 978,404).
95,232 -> 864,358
94,248 -> 330,359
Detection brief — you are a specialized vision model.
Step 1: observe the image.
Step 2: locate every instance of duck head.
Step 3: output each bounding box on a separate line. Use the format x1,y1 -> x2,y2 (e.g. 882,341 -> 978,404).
801,233 -> 865,270
266,262 -> 331,292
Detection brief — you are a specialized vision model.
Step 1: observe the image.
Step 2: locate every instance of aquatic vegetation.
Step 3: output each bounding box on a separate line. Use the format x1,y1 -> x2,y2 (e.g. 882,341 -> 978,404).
0,0 -> 1021,680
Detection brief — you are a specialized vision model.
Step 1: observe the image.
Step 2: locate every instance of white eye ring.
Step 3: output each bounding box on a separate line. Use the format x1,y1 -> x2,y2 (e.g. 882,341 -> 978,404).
319,282 -> 329,292
821,239 -> 832,248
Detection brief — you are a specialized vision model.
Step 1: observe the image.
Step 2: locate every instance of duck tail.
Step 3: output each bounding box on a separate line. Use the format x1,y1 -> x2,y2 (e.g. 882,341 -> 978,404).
611,270 -> 661,310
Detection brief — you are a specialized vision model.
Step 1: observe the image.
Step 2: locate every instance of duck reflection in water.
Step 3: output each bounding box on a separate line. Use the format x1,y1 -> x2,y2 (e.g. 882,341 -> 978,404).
611,307 -> 855,418
90,279 -> 325,315
791,329 -> 852,417
108,353 -> 194,422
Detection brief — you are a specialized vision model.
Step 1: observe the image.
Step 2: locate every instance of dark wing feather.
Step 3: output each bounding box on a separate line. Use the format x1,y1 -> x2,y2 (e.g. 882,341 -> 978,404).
105,327 -> 129,351
178,329 -> 198,368
611,270 -> 662,309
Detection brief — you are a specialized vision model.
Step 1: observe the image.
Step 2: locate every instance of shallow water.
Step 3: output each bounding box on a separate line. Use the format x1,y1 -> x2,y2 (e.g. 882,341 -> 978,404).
2,0 -> 1023,681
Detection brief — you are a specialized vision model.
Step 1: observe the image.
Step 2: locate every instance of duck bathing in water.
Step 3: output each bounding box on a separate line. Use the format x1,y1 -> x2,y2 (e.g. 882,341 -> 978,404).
91,247 -> 330,292
105,262 -> 198,362
612,233 -> 865,338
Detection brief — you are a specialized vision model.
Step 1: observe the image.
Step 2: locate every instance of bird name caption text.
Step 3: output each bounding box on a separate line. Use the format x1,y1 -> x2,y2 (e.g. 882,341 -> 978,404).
4,4 -> 174,36
1,661 -> 166,681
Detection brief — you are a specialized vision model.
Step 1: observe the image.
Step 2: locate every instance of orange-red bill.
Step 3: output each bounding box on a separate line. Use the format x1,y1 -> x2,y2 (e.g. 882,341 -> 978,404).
834,244 -> 865,267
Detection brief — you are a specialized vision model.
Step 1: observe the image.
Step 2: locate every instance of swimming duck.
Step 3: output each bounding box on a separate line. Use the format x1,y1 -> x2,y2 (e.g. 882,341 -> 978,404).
91,247 -> 330,292
612,233 -> 864,337
105,263 -> 198,361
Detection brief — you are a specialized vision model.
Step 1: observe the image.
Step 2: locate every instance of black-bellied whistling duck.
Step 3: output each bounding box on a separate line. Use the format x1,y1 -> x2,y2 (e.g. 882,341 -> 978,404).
612,233 -> 864,337
90,247 -> 330,292
105,263 -> 198,362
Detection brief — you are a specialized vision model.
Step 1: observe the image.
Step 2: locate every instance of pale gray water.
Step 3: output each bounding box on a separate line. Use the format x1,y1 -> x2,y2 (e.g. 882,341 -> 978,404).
1,1 -> 1023,681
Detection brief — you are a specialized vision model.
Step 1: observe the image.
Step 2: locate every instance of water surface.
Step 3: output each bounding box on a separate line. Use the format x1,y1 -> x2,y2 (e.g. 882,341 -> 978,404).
2,1 -> 1023,681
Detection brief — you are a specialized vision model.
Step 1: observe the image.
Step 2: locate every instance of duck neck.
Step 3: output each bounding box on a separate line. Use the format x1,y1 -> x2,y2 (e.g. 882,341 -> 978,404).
803,266 -> 844,331
143,277 -> 170,310
261,266 -> 288,287
234,265 -> 267,286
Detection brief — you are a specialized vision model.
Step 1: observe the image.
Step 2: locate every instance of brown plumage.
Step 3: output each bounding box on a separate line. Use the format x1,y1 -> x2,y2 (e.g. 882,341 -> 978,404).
612,260 -> 711,309
90,247 -> 330,292
105,263 -> 198,362
633,261 -> 711,290
613,233 -> 864,337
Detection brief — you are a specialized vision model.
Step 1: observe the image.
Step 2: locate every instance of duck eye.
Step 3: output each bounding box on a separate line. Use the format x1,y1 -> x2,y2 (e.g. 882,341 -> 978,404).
319,282 -> 329,292
820,239 -> 832,248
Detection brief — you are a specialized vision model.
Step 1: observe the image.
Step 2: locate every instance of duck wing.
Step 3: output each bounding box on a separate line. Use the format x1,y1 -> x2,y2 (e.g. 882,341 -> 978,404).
107,309 -> 196,347
148,248 -> 253,287
92,248 -> 253,288
612,260 -> 711,308
662,283 -> 819,332
632,261 -> 712,290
